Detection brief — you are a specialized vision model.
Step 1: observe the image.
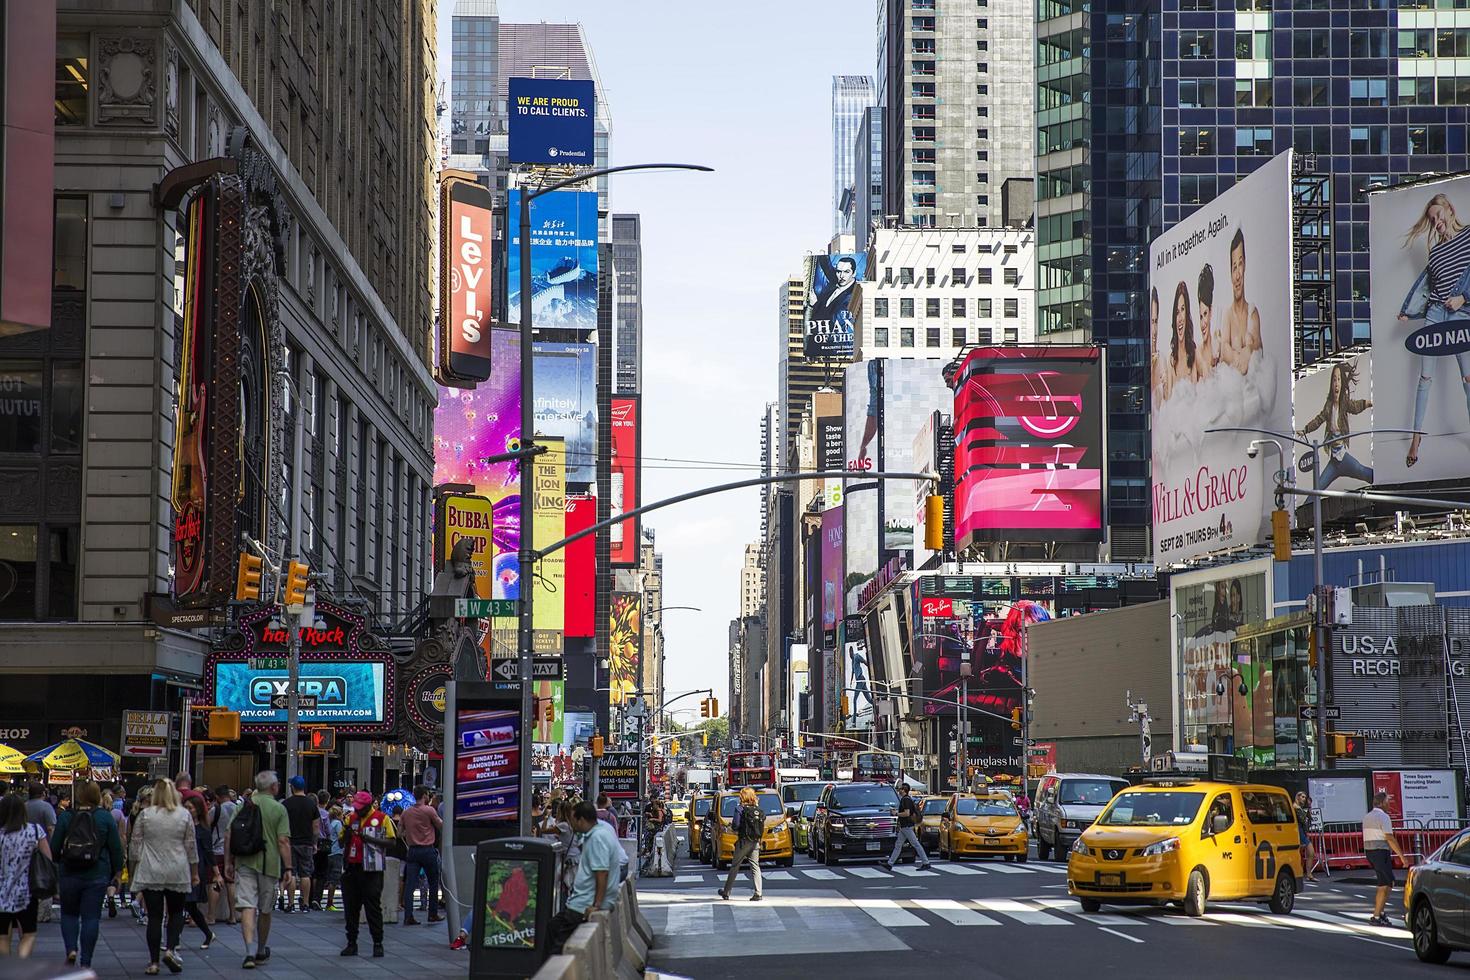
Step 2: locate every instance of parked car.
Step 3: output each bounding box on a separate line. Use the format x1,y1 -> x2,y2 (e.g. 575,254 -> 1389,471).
1407,828 -> 1470,963
1033,772 -> 1130,861
811,782 -> 899,865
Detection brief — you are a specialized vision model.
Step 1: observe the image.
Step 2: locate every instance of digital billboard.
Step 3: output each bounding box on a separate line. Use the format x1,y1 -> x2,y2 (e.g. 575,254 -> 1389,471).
507,77 -> 595,166
532,342 -> 597,485
436,172 -> 493,385
610,396 -> 640,566
563,494 -> 595,638
844,635 -> 874,730
531,439 -> 565,633
608,592 -> 641,705
804,253 -> 866,361
821,506 -> 844,632
1149,150 -> 1294,565
1293,353 -> 1374,491
1369,173 -> 1470,485
507,190 -> 598,333
436,492 -> 496,602
215,661 -> 387,725
951,346 -> 1104,547
454,704 -> 520,830
843,357 -> 952,588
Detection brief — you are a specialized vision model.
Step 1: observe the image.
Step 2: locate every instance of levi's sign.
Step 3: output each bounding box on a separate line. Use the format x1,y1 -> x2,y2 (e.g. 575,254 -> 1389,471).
435,175 -> 493,384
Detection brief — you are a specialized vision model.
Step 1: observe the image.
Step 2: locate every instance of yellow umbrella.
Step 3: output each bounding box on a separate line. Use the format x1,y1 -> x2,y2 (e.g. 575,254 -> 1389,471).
26,737 -> 120,772
0,743 -> 31,775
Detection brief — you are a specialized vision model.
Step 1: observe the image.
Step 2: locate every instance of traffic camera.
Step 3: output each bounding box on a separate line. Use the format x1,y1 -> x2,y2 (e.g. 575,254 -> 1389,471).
235,552 -> 264,602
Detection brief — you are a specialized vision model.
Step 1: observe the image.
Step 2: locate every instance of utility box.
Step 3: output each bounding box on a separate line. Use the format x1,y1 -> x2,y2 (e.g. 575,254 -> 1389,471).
469,836 -> 559,979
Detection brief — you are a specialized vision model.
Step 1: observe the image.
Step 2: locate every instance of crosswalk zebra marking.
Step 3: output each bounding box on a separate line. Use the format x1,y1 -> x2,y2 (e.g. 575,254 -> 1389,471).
673,875 -> 704,884
891,865 -> 939,877
854,898 -> 927,928
664,902 -> 715,935
763,870 -> 796,880
911,898 -> 1000,926
846,866 -> 891,878
971,898 -> 1073,925
931,862 -> 986,875
978,862 -> 1033,874
1209,912 -> 1288,930
730,901 -> 784,931
800,868 -> 843,880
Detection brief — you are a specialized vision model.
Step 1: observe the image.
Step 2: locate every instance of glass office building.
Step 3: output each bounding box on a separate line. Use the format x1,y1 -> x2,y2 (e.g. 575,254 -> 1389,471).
1038,0 -> 1470,559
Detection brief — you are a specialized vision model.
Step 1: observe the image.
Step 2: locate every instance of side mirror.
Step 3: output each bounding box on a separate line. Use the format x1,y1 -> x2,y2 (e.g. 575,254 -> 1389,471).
786,805 -> 800,817
1211,813 -> 1230,835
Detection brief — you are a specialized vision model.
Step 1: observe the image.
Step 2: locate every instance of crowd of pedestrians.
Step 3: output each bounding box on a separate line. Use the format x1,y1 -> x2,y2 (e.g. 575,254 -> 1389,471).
0,771 -> 449,972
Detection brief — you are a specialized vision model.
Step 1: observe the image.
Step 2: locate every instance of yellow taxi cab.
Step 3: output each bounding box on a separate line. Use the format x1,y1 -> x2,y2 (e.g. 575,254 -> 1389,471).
688,792 -> 716,860
1067,777 -> 1303,917
918,796 -> 948,852
937,792 -> 1029,862
711,789 -> 794,868
667,798 -> 689,823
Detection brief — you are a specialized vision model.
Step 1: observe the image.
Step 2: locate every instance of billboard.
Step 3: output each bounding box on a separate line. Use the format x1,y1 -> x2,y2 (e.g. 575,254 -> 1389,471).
507,190 -> 598,332
454,703 -> 520,831
1149,150 -> 1294,566
507,77 -> 595,166
951,346 -> 1105,546
436,492 -> 496,602
531,439 -> 565,633
215,661 -> 387,725
844,635 -> 874,729
610,396 -> 640,566
844,358 -> 952,587
821,506 -> 844,631
531,678 -> 565,745
1293,354 -> 1374,491
563,494 -> 595,638
1369,173 -> 1470,484
804,253 -> 866,360
608,592 -> 641,705
1169,558 -> 1272,763
436,172 -> 493,385
532,342 -> 597,485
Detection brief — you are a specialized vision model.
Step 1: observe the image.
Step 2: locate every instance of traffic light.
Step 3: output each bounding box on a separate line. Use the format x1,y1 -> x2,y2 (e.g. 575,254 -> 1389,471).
590,733 -> 605,757
709,697 -> 718,717
1011,707 -> 1023,730
543,700 -> 555,723
700,698 -> 710,719
671,740 -> 681,756
235,552 -> 264,602
1271,509 -> 1291,562
282,560 -> 310,607
1329,733 -> 1365,758
208,710 -> 241,742
841,695 -> 850,717
702,730 -> 708,747
924,495 -> 945,551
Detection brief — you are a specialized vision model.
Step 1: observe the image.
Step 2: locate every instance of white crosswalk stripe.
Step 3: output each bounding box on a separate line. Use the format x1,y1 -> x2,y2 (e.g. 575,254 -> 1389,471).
930,862 -> 986,875
853,898 -> 927,927
971,898 -> 1073,925
891,865 -> 939,877
730,902 -> 784,931
799,868 -> 843,880
1027,863 -> 1069,873
763,870 -> 796,880
979,862 -> 1034,874
845,866 -> 891,878
1208,912 -> 1288,930
665,903 -> 715,935
673,875 -> 704,883
912,898 -> 1000,926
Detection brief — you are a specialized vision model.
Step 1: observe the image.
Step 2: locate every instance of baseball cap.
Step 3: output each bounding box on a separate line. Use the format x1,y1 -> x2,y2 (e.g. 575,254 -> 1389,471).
353,790 -> 374,808
288,775 -> 306,791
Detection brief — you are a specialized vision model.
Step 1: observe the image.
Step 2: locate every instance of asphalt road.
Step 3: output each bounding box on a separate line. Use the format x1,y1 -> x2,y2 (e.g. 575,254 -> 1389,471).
639,829 -> 1438,980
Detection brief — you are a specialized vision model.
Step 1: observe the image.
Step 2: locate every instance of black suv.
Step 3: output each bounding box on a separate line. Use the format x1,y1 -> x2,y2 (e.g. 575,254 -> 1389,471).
811,782 -> 899,865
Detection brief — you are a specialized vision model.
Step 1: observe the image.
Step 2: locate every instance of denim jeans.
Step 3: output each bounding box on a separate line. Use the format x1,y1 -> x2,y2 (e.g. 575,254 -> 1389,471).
402,845 -> 441,917
1317,451 -> 1373,488
1411,303 -> 1470,434
59,876 -> 108,966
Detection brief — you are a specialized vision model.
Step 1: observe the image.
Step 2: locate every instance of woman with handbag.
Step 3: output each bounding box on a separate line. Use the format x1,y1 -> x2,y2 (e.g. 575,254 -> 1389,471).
0,792 -> 54,958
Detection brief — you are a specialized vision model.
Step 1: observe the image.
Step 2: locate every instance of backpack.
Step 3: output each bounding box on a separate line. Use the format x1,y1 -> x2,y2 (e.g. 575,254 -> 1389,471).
228,799 -> 265,857
60,809 -> 102,870
738,804 -> 764,843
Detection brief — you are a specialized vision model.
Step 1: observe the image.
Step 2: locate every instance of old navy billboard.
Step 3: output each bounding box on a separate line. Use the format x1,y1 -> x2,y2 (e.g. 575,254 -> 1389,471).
951,346 -> 1104,547
507,77 -> 595,166
508,190 -> 598,333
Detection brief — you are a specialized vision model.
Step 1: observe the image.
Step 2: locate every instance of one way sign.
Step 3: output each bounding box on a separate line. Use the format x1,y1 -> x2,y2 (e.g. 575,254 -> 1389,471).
270,695 -> 318,710
491,658 -> 565,683
1298,704 -> 1340,721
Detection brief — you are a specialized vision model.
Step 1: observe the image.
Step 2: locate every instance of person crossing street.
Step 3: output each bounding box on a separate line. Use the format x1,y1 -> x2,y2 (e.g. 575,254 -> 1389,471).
883,782 -> 930,871
718,787 -> 764,902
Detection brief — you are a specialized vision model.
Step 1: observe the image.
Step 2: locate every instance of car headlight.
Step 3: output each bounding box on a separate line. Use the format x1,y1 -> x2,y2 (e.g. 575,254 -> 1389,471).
1063,819 -> 1080,830
1140,837 -> 1180,857
1071,838 -> 1092,856
829,820 -> 846,831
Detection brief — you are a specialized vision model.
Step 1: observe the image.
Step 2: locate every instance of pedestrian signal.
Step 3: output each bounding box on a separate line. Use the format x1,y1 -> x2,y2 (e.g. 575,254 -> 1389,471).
307,727 -> 336,752
671,740 -> 681,756
543,700 -> 555,723
1329,733 -> 1365,758
235,553 -> 264,602
208,711 -> 241,742
590,733 -> 605,758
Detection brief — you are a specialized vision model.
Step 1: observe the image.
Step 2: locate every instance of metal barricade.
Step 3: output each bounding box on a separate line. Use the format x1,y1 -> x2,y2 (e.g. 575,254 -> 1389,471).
1309,818 -> 1464,875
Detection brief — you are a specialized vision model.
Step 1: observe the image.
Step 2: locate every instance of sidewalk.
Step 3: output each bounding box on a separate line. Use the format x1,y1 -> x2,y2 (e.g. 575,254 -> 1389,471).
30,906 -> 466,978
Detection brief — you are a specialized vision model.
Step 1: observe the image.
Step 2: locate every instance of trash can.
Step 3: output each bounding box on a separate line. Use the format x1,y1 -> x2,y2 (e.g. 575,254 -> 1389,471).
469,836 -> 559,979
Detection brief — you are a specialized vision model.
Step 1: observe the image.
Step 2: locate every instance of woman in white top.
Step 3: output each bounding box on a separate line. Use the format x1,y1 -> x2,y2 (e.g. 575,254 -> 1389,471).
128,779 -> 199,975
0,793 -> 54,958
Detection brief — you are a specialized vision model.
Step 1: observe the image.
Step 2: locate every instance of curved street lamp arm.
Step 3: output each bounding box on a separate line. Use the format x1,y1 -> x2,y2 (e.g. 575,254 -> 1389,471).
1204,425 -> 1312,450
524,163 -> 714,200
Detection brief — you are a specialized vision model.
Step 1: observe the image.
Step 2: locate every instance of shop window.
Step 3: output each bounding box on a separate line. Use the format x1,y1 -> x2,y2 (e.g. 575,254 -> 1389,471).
0,362 -> 44,454
0,527 -> 39,620
53,197 -> 88,293
55,37 -> 88,126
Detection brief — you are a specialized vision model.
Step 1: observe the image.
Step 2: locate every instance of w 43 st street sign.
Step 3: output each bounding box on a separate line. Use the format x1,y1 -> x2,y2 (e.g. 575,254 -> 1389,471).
454,598 -> 518,618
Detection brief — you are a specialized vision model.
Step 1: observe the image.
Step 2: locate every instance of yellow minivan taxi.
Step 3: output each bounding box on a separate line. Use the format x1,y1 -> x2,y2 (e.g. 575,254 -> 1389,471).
1067,779 -> 1304,917
712,789 -> 795,868
938,792 -> 1029,862
688,793 -> 715,860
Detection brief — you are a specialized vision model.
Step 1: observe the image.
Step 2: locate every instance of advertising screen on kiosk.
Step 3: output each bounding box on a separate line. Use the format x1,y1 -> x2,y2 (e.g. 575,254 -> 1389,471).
481,857 -> 540,949
1148,150 -> 1294,566
454,704 -> 521,835
1369,172 -> 1470,485
951,346 -> 1104,546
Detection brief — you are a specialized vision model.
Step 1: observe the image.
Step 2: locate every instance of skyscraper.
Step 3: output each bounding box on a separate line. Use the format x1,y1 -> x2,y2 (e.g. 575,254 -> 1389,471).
612,213 -> 642,394
879,0 -> 1034,229
832,76 -> 875,235
852,106 -> 884,239
1035,2 -> 1470,560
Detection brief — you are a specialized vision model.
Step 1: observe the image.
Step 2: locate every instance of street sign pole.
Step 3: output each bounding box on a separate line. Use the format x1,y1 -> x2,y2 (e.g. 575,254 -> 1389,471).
286,608 -> 301,784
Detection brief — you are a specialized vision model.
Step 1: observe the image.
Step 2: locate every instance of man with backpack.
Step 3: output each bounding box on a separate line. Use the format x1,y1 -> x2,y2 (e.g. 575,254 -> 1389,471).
718,787 -> 764,901
223,772 -> 293,970
52,779 -> 124,969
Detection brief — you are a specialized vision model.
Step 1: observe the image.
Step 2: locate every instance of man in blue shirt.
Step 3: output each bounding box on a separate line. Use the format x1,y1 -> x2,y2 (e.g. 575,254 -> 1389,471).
548,801 -> 619,953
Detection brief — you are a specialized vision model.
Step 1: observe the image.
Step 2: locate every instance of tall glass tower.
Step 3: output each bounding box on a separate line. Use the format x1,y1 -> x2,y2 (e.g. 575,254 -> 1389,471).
833,76 -> 875,235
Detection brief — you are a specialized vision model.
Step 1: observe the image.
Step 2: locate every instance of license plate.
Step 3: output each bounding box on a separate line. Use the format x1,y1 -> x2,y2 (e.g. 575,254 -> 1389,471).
866,842 -> 882,851
1098,874 -> 1122,887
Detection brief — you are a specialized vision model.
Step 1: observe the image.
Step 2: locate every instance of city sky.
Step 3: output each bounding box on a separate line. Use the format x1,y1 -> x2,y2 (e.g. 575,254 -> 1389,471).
439,1 -> 872,713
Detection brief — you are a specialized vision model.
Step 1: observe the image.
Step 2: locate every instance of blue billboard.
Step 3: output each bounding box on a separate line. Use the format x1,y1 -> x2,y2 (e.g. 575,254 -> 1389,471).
507,190 -> 599,333
507,77 -> 595,165
215,661 -> 387,725
533,342 -> 597,485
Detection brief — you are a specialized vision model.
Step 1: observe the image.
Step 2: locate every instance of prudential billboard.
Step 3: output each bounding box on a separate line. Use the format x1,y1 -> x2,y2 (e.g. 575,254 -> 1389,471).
1148,151 -> 1293,566
507,77 -> 595,166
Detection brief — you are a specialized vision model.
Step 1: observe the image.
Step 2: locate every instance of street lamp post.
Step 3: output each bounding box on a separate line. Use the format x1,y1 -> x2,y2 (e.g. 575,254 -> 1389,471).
1206,423 -> 1417,771
958,662 -> 972,792
515,164 -> 710,834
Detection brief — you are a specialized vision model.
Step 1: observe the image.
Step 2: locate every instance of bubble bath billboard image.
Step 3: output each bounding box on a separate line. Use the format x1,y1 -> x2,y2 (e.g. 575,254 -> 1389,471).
1148,151 -> 1293,565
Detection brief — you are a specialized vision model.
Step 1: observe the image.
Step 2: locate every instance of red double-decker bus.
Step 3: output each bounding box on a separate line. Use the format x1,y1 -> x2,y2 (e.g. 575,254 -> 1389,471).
726,750 -> 777,789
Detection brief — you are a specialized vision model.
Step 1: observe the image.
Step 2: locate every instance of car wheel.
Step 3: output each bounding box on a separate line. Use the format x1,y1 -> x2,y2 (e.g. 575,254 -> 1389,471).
1036,833 -> 1051,862
1079,898 -> 1101,914
1005,854 -> 1016,863
823,839 -> 836,866
781,856 -> 794,868
1016,849 -> 1028,865
1184,869 -> 1207,918
1414,900 -> 1453,965
1268,870 -> 1295,915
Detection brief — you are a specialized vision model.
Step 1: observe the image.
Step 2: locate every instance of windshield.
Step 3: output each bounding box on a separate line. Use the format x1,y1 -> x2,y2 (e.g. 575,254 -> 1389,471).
922,799 -> 948,815
830,786 -> 899,809
801,801 -> 819,818
1099,791 -> 1206,827
693,798 -> 712,816
720,794 -> 785,818
1060,780 -> 1127,806
956,797 -> 1017,817
782,783 -> 827,804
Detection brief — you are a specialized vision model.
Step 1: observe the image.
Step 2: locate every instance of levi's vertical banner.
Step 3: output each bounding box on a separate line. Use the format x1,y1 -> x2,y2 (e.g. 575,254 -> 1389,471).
437,172 -> 493,385
507,77 -> 595,166
610,396 -> 640,566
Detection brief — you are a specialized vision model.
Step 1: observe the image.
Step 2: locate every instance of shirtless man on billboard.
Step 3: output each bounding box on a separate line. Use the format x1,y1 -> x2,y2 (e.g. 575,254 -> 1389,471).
1221,228 -> 1263,374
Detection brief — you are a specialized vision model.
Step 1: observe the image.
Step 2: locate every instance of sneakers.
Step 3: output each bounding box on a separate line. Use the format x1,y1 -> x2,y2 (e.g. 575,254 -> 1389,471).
750,894 -> 762,902
254,947 -> 270,964
402,916 -> 420,926
449,936 -> 467,951
200,931 -> 215,950
241,956 -> 257,970
162,949 -> 183,974
717,890 -> 729,900
1368,914 -> 1393,927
